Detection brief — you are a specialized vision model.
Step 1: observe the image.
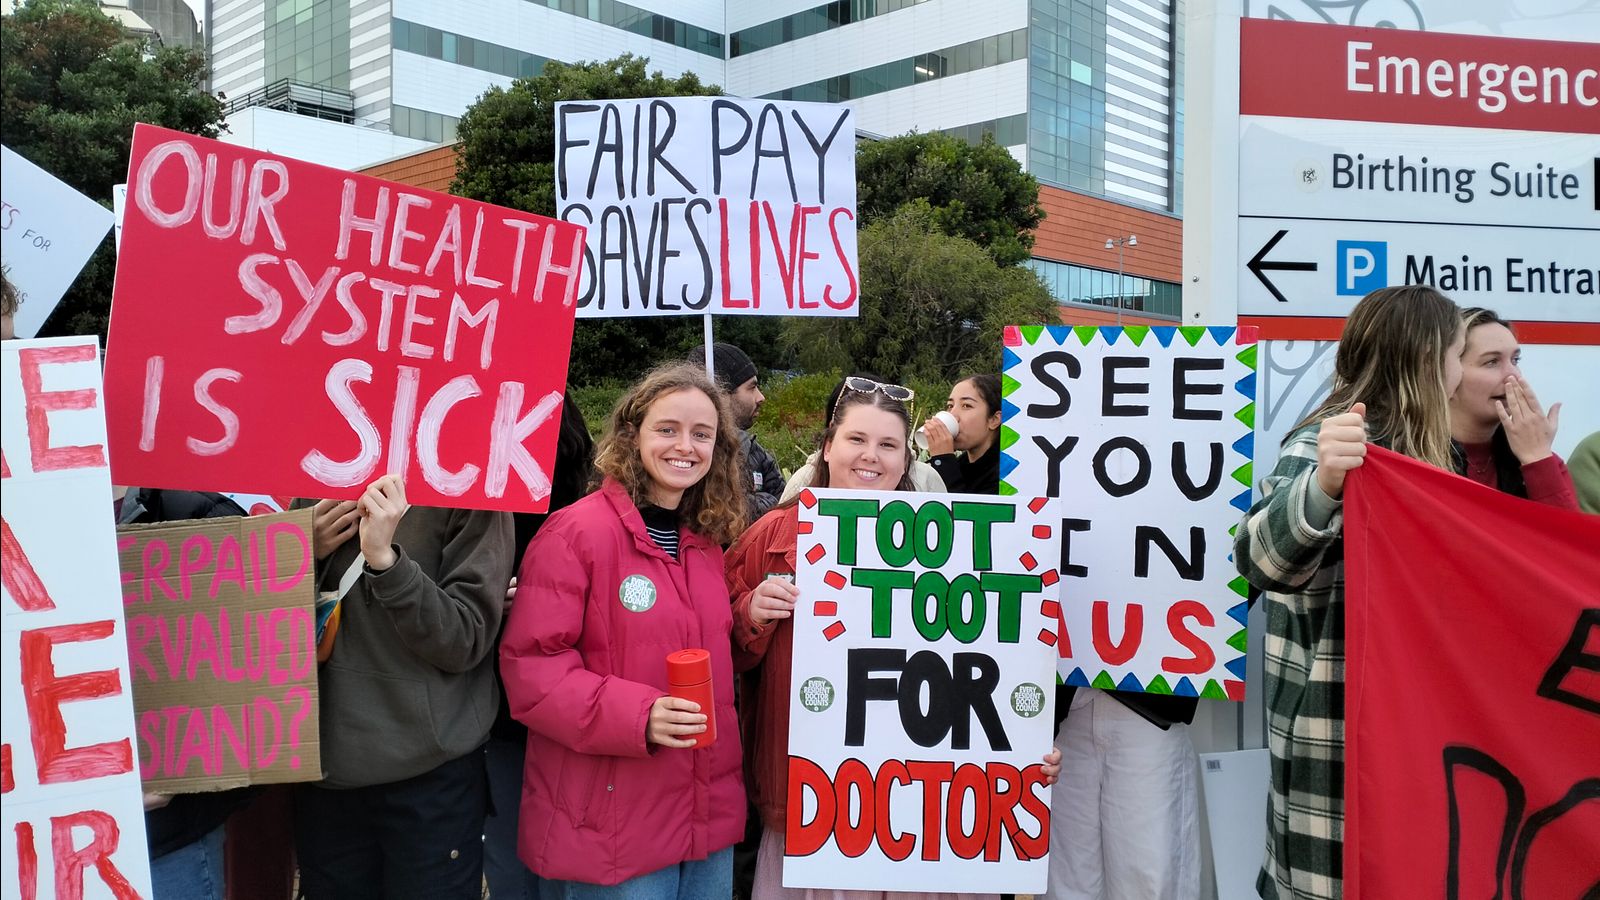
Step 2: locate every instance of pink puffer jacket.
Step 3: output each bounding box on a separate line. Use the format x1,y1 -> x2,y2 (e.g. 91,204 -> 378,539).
500,479 -> 745,885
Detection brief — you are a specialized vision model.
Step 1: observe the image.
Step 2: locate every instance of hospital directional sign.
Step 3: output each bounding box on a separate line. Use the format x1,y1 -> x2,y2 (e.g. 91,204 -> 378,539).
1234,18 -> 1599,343
1238,220 -> 1598,324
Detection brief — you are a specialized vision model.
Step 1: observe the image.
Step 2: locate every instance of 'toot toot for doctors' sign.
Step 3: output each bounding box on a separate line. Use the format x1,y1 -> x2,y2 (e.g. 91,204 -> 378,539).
786,488 -> 1061,893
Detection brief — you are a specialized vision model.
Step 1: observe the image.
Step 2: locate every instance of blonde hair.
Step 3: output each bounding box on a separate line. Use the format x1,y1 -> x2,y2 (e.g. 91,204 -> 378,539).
1292,285 -> 1461,469
594,363 -> 747,545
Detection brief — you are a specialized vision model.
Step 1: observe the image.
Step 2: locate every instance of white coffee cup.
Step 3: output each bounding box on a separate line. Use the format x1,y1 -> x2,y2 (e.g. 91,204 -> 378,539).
915,410 -> 960,451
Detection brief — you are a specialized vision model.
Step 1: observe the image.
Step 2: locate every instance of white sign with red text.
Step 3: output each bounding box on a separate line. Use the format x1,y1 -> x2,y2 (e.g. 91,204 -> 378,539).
2,336 -> 154,900
1226,19 -> 1599,341
556,97 -> 859,318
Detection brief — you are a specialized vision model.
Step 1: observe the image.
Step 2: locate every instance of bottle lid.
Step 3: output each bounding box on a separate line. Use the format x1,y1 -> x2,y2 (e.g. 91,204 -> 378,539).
665,648 -> 712,684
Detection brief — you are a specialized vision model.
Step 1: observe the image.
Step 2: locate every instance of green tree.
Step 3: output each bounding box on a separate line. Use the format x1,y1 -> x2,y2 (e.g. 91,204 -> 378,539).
2,0 -> 225,335
856,131 -> 1042,267
781,202 -> 1058,384
451,55 -> 791,384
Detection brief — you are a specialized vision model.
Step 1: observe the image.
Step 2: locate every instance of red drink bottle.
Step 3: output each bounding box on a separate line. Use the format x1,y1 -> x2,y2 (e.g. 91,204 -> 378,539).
665,648 -> 715,749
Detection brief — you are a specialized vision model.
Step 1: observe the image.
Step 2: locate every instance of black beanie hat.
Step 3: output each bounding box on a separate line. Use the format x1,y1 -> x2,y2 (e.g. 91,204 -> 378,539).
708,343 -> 758,393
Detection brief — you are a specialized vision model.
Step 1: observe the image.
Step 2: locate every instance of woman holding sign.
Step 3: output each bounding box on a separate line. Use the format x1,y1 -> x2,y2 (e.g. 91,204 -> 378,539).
1236,285 -> 1466,900
1447,308 -> 1578,509
500,363 -> 748,898
729,380 -> 1062,900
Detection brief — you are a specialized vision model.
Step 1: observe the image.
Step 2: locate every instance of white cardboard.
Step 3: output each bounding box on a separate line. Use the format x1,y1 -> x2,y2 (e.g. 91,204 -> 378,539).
556,97 -> 859,318
1000,325 -> 1256,701
1,335 -> 155,899
0,147 -> 115,338
785,488 -> 1061,893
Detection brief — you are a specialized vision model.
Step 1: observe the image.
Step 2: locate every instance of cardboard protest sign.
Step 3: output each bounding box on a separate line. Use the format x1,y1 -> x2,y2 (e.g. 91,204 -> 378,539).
785,488 -> 1061,893
1,146 -> 116,339
1343,447 -> 1600,899
1000,325 -> 1258,700
118,508 -> 320,794
555,97 -> 858,318
2,336 -> 154,899
104,124 -> 587,513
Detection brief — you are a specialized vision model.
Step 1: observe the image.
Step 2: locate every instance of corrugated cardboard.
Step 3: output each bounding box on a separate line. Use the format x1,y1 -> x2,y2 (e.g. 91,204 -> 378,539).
118,507 -> 320,793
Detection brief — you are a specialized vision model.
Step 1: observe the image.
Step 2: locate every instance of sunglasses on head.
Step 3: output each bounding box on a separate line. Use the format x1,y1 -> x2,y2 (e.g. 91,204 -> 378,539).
840,376 -> 915,404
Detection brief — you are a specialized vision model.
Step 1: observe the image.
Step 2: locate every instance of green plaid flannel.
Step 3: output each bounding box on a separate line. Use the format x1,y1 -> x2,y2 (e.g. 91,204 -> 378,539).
1235,430 -> 1348,900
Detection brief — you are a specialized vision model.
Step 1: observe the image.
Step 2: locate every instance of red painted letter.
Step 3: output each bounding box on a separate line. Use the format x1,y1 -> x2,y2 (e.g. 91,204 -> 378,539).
51,810 -> 140,899
21,622 -> 134,784
19,345 -> 107,473
1162,600 -> 1217,675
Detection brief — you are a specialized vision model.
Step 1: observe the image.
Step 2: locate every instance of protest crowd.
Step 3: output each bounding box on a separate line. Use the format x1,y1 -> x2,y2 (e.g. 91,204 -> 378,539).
2,56 -> 1597,900
6,247 -> 1598,900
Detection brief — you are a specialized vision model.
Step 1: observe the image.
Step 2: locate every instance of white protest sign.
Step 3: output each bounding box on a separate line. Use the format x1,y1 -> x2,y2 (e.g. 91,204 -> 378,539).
556,97 -> 858,318
0,146 -> 115,338
2,336 -> 154,899
1000,324 -> 1257,701
786,488 -> 1060,893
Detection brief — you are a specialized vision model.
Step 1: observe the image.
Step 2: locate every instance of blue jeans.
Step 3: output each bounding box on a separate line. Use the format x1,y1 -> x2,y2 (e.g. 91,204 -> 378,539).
539,847 -> 733,900
485,736 -> 541,899
150,824 -> 225,900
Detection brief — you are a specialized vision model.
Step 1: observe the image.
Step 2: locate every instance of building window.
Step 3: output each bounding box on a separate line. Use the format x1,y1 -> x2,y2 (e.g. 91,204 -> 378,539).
391,104 -> 460,143
392,20 -> 552,81
265,0 -> 350,90
937,113 -> 1028,148
732,0 -> 934,57
764,28 -> 1025,102
1027,257 -> 1181,319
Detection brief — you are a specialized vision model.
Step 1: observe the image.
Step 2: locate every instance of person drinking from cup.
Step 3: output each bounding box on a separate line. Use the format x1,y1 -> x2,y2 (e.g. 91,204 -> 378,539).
499,363 -> 749,898
729,379 -> 1062,899
919,374 -> 1004,494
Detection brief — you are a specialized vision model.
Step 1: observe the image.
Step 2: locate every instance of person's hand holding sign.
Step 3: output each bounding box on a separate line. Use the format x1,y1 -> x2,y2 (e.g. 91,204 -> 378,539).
1315,402 -> 1368,500
1040,746 -> 1062,785
749,575 -> 800,626
311,499 -> 359,560
358,475 -> 409,572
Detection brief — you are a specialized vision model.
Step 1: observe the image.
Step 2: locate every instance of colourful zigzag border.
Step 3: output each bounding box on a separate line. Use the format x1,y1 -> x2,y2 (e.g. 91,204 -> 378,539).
998,324 -> 1259,700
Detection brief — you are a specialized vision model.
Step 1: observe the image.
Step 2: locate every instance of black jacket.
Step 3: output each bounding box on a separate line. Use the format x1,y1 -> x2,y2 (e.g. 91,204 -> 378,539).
742,430 -> 787,523
929,442 -> 1001,494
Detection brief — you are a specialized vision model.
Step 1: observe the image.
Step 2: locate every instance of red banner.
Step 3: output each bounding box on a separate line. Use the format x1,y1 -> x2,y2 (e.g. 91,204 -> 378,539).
1344,447 -> 1600,899
1240,18 -> 1600,134
104,124 -> 585,512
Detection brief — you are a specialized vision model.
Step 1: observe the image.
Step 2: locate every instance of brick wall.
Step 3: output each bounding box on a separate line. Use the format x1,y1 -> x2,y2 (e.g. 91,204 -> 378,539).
359,143 -> 461,193
1033,184 -> 1182,284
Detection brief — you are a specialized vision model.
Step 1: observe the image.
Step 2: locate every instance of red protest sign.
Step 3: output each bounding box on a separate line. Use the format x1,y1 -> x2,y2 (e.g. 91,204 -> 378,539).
104,124 -> 586,512
1343,447 -> 1600,899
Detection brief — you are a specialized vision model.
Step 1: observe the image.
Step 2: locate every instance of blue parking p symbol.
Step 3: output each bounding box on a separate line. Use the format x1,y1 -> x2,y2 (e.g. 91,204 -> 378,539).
1335,241 -> 1387,296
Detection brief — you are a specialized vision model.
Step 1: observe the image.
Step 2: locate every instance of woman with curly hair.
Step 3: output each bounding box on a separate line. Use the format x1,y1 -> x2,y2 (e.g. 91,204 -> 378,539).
500,363 -> 749,898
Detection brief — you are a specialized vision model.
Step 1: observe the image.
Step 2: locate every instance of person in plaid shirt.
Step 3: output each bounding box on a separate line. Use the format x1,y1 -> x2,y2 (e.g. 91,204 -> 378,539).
1235,285 -> 1466,900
